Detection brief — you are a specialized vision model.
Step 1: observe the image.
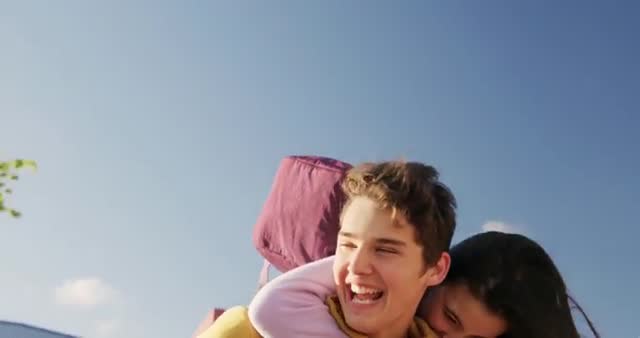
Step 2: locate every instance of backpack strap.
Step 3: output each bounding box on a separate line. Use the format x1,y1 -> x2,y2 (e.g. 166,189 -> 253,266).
258,259 -> 271,290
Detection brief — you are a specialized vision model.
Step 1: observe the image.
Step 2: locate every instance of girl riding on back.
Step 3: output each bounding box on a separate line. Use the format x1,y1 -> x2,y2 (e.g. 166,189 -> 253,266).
249,231 -> 600,338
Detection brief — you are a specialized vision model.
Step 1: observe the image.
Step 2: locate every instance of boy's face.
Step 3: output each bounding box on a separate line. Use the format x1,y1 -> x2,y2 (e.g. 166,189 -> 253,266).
333,196 -> 446,337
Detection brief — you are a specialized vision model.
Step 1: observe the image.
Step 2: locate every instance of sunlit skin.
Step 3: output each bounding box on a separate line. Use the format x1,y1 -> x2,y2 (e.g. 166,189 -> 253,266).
333,196 -> 449,338
419,283 -> 507,338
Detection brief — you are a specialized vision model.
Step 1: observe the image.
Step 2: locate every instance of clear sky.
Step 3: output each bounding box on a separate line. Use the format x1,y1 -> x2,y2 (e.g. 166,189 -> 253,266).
2,2 -> 638,337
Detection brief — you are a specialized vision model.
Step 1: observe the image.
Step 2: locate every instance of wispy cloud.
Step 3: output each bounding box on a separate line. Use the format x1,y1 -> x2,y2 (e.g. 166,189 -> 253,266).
95,318 -> 120,337
54,277 -> 119,308
481,220 -> 524,234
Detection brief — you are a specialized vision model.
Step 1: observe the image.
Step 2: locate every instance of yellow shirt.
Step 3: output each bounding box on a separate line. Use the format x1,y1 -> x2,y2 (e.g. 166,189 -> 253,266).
196,306 -> 261,338
197,298 -> 437,338
326,296 -> 437,338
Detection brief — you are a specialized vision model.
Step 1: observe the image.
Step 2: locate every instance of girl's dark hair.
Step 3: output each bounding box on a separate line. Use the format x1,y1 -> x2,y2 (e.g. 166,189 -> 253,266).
445,231 -> 600,338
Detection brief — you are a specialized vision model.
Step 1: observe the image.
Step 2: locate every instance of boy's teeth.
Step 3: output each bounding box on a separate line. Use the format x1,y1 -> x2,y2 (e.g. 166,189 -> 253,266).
352,297 -> 377,304
350,284 -> 382,294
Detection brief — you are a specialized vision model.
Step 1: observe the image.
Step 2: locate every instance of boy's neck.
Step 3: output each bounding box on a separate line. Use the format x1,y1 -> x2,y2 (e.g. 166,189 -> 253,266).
368,316 -> 413,338
368,319 -> 413,338
326,295 -> 420,338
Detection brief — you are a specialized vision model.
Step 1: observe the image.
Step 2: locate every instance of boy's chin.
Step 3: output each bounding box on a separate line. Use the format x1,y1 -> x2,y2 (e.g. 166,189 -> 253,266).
343,313 -> 378,335
340,292 -> 387,333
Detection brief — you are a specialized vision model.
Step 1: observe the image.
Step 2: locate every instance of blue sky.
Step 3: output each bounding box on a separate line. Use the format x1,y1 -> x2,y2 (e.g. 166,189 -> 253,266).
1,2 -> 638,337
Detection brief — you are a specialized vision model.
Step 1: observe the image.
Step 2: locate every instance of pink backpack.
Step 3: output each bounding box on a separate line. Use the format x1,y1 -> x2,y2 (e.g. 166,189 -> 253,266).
192,155 -> 351,337
254,155 -> 352,283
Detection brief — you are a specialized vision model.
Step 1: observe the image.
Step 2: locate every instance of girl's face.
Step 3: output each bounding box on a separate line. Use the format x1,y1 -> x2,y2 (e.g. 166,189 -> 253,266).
419,283 -> 507,338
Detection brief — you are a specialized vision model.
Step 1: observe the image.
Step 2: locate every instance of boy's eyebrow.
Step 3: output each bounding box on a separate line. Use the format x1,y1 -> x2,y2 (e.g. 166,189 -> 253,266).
375,238 -> 406,247
338,231 -> 357,239
338,230 -> 358,239
338,231 -> 406,247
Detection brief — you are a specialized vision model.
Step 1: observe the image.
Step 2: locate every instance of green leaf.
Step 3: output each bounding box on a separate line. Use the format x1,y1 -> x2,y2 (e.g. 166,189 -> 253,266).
0,159 -> 37,172
23,160 -> 38,171
0,158 -> 37,219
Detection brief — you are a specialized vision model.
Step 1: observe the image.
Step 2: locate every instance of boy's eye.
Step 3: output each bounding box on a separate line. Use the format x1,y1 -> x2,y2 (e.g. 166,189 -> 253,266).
376,247 -> 398,254
339,242 -> 356,249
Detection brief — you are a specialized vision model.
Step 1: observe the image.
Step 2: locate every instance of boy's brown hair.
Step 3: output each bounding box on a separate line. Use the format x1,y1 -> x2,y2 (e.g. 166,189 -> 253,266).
341,160 -> 457,264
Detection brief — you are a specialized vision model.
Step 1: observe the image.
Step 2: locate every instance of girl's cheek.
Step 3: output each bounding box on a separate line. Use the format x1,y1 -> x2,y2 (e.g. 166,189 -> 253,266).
426,310 -> 452,336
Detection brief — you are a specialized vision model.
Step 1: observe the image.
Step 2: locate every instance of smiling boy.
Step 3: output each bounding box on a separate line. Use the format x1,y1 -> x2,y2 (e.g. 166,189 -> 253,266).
197,160 -> 457,338
326,161 -> 456,338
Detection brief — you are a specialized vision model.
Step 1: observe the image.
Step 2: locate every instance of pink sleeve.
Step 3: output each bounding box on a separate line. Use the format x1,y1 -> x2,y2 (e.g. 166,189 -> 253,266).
248,255 -> 348,338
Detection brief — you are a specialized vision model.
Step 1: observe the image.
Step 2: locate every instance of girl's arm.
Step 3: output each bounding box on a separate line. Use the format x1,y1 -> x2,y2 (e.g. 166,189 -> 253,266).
248,255 -> 348,338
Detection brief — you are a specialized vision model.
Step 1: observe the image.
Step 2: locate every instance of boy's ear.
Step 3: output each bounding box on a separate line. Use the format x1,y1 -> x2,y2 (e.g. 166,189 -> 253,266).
421,252 -> 450,287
